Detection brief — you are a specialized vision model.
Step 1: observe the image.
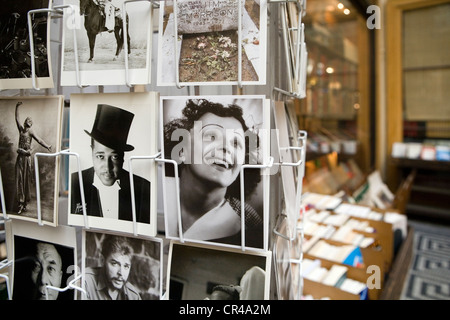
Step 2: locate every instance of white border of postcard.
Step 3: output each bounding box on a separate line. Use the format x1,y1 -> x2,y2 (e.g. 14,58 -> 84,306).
67,92 -> 159,237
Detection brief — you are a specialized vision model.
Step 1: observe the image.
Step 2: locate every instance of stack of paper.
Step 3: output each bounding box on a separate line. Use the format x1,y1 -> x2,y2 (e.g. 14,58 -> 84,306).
331,225 -> 363,244
308,240 -> 357,264
345,219 -> 375,233
335,203 -> 372,217
334,203 -> 384,221
304,224 -> 336,239
302,193 -> 342,210
305,267 -> 329,282
301,258 -> 322,277
340,278 -> 367,295
323,213 -> 350,226
302,235 -> 322,253
308,210 -> 331,223
322,265 -> 348,287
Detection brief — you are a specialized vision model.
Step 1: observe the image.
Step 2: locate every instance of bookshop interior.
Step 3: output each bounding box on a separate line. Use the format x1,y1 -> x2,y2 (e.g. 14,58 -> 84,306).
0,0 -> 449,301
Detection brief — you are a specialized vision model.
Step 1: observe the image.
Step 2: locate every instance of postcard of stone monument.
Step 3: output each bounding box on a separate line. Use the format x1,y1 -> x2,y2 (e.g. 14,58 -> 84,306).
157,0 -> 267,86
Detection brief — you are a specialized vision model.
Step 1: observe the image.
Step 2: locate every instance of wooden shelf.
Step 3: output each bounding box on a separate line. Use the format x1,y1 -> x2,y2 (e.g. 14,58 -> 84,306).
391,156 -> 450,222
306,151 -> 357,162
390,157 -> 450,172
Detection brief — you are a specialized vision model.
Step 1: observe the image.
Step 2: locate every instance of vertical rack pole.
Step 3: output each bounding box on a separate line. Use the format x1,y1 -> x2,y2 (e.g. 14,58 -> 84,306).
0,169 -> 7,220
296,130 -> 307,299
237,0 -> 243,88
239,157 -> 274,251
281,2 -> 294,94
172,0 -> 184,89
0,259 -> 13,300
155,157 -> 184,243
294,1 -> 304,82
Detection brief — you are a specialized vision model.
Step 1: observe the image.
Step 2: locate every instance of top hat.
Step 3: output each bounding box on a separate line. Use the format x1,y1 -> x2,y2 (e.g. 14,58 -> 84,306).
84,104 -> 135,152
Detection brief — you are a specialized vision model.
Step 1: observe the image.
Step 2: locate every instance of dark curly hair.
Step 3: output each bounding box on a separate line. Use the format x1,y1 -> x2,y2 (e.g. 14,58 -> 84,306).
163,99 -> 261,200
101,235 -> 134,260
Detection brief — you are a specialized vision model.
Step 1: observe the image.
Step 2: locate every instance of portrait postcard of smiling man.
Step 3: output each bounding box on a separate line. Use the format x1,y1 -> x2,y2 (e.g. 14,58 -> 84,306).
160,95 -> 270,251
68,92 -> 159,237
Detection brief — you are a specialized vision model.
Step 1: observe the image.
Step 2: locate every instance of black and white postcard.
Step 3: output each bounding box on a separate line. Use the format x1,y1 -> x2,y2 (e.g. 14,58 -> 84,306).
5,219 -> 78,300
61,0 -> 153,86
82,229 -> 163,300
168,241 -> 271,300
0,0 -> 54,89
67,92 -> 159,237
160,95 -> 270,251
0,96 -> 63,226
157,0 -> 267,86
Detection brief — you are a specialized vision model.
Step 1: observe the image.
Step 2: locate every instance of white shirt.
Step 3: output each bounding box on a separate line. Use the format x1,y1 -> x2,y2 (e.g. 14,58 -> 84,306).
93,174 -> 121,220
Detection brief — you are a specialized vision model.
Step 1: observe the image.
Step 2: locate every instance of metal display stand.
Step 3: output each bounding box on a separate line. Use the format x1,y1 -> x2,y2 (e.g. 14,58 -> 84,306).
0,0 -> 313,301
0,259 -> 13,300
270,0 -> 308,99
45,274 -> 85,300
0,169 -> 11,300
129,152 -> 275,252
0,169 -> 7,222
34,149 -> 88,228
128,152 -> 180,238
122,0 -> 159,88
272,130 -> 307,299
239,156 -> 275,251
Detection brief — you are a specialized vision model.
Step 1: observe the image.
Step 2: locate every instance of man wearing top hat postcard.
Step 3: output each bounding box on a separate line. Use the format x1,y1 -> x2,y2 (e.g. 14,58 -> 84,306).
70,104 -> 150,223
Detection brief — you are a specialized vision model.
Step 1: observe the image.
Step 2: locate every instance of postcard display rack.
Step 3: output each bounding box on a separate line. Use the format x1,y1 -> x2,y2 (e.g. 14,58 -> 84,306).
0,0 -> 311,300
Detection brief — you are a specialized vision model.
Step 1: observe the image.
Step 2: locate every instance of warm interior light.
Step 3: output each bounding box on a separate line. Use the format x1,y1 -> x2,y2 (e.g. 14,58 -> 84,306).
344,8 -> 351,15
326,67 -> 334,74
337,3 -> 344,9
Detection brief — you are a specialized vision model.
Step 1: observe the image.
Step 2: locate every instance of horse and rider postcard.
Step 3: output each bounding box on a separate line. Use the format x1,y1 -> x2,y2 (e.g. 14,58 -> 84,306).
61,0 -> 153,86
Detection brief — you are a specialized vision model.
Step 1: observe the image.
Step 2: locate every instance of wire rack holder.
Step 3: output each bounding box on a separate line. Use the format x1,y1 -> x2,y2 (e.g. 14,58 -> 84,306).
45,274 -> 85,300
0,259 -> 13,300
34,149 -> 88,228
28,4 -> 84,90
122,0 -> 158,88
128,152 -> 181,238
